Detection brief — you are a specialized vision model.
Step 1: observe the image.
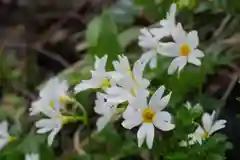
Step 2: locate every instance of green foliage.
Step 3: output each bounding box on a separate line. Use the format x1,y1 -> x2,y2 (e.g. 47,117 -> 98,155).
86,11 -> 122,68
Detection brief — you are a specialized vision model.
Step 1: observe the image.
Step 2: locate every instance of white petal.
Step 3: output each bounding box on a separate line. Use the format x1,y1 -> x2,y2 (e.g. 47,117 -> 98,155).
122,106 -> 136,119
202,112 -> 213,132
187,30 -> 199,49
169,3 -> 177,20
94,55 -> 107,72
130,92 -> 148,109
188,56 -> 201,66
172,23 -> 186,43
41,106 -> 61,118
150,28 -> 169,40
137,124 -> 147,148
0,121 -> 9,137
149,56 -> 157,69
195,125 -> 205,136
149,86 -> 165,109
209,120 -> 227,135
159,42 -> 179,57
47,126 -> 61,146
121,118 -> 142,130
140,50 -> 156,67
168,56 -> 187,75
36,127 -> 52,134
0,138 -> 8,151
153,111 -> 175,131
96,115 -> 111,132
133,60 -> 150,88
185,101 -> 192,110
191,49 -> 204,58
145,123 -> 155,149
74,79 -> 99,93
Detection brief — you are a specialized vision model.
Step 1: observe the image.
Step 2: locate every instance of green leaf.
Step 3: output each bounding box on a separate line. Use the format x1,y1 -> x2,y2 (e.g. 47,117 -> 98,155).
118,27 -> 141,49
17,133 -> 46,153
86,17 -> 101,47
87,11 -> 122,68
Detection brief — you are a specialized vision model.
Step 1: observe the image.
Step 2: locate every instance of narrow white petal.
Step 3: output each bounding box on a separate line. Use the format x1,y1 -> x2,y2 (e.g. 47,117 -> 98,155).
74,80 -> 99,93
47,120 -> 62,146
94,55 -> 107,72
137,124 -> 147,148
149,86 -> 165,110
150,28 -> 169,40
156,92 -> 171,111
188,56 -> 201,66
47,127 -> 60,146
202,113 -> 213,133
122,106 -> 136,119
140,50 -> 156,67
191,49 -> 204,58
0,138 -> 8,151
168,56 -> 187,75
187,30 -> 199,49
131,92 -> 148,109
149,56 -> 157,69
122,118 -> 142,130
153,111 -> 175,131
36,127 -> 52,134
195,125 -> 205,134
96,115 -> 111,132
169,3 -> 177,20
172,23 -> 186,43
159,42 -> 179,57
0,121 -> 9,137
145,123 -> 155,149
209,120 -> 227,135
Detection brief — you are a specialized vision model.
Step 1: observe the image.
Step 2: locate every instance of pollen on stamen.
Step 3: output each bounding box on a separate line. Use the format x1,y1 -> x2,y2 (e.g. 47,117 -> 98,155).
180,44 -> 191,56
142,108 -> 156,123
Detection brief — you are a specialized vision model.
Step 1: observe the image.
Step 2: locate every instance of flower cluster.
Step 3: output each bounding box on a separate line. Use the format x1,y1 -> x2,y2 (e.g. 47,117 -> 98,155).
139,3 -> 204,75
0,3 -> 227,154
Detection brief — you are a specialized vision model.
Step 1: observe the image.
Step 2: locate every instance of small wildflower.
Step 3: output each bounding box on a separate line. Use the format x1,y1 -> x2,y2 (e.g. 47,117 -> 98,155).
122,86 -> 174,149
35,106 -> 63,146
181,111 -> 226,146
25,153 -> 39,160
161,23 -> 204,75
0,121 -> 15,151
94,93 -> 117,132
106,55 -> 149,104
30,77 -> 68,116
74,55 -> 114,92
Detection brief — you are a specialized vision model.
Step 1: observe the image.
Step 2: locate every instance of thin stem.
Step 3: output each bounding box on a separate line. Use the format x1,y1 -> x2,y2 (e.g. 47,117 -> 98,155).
72,99 -> 88,125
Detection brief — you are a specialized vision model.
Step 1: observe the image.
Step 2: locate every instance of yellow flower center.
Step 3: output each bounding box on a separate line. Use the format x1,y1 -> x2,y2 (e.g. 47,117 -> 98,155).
59,96 -> 70,104
201,132 -> 209,140
142,108 -> 156,123
101,79 -> 111,89
180,44 -> 191,56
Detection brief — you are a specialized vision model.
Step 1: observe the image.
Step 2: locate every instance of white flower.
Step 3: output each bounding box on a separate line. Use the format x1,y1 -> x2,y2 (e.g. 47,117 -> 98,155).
185,101 -> 203,113
150,3 -> 177,40
94,93 -> 117,132
25,153 -> 39,160
74,55 -> 113,93
122,86 -> 174,149
161,23 -> 204,75
106,55 -> 150,104
30,77 -> 68,116
181,111 -> 226,146
0,121 -> 13,151
35,106 -> 63,146
138,28 -> 161,69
